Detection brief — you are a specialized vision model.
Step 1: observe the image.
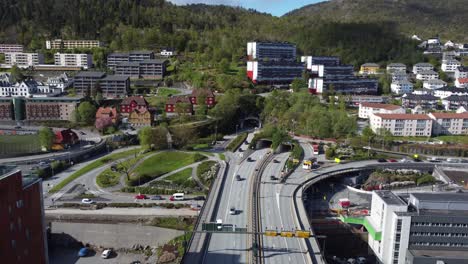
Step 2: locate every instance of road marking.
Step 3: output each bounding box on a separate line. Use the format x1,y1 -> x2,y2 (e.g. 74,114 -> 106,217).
223,164 -> 240,221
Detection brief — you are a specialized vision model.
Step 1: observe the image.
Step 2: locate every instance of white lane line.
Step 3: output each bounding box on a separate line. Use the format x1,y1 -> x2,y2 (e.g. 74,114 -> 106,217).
223,164 -> 240,221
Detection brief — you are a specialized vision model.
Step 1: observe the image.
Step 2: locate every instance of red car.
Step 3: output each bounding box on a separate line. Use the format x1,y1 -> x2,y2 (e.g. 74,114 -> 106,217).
135,194 -> 148,200
388,159 -> 398,163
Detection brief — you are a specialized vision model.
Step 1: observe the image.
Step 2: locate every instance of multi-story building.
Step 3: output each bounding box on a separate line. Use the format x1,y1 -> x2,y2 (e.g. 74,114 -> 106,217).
190,89 -> 216,107
442,51 -> 457,60
0,44 -> 24,53
369,113 -> 432,136
391,71 -> 408,82
247,42 -> 296,61
107,51 -> 154,69
366,191 -> 468,264
412,63 -> 433,74
428,112 -> 468,135
46,39 -> 102,50
310,65 -> 355,79
128,109 -> 153,127
423,79 -> 447,90
0,166 -> 48,264
247,60 -> 304,84
73,71 -> 106,95
99,75 -> 129,98
114,62 -> 140,78
455,66 -> 468,80
402,94 -> 439,110
0,98 -> 13,120
455,78 -> 468,88
434,87 -> 468,99
114,60 -> 167,79
442,95 -> 468,111
5,52 -> 45,68
358,103 -> 405,119
309,77 -> 378,95
441,59 -> 461,72
120,96 -> 149,117
24,97 -> 82,121
391,80 -> 413,95
386,63 -> 406,73
0,80 -> 38,97
359,63 -> 380,75
416,70 -> 438,81
54,53 -> 93,69
348,95 -> 388,105
301,56 -> 340,70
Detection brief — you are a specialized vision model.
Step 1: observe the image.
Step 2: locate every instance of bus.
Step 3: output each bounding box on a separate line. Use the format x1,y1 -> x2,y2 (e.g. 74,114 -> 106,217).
312,144 -> 319,155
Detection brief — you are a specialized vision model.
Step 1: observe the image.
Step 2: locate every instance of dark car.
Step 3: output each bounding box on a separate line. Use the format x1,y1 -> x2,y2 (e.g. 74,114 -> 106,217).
247,157 -> 252,162
193,196 -> 205,201
377,158 -> 387,163
151,195 -> 164,200
270,175 -> 277,181
14,126 -> 21,129
236,175 -> 242,181
413,158 -> 422,162
273,159 -> 279,163
135,194 -> 149,200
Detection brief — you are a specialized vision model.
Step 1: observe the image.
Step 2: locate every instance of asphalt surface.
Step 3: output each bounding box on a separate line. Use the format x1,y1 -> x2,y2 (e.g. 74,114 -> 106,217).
203,133 -> 269,264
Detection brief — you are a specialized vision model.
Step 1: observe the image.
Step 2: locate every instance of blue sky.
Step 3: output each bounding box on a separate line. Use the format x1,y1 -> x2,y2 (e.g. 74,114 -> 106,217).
167,0 -> 324,16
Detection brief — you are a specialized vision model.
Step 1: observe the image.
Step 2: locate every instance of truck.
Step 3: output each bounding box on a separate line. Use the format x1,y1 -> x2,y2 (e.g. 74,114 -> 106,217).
312,144 -> 319,155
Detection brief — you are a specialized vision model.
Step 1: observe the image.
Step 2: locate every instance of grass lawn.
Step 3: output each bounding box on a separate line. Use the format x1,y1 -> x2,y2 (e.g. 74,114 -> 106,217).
219,153 -> 226,161
0,134 -> 41,155
163,168 -> 196,188
49,148 -> 140,193
158,87 -> 181,97
435,135 -> 468,144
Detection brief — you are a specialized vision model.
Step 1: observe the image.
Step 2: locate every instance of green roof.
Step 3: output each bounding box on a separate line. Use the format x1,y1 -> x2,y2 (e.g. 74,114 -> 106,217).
339,215 -> 382,241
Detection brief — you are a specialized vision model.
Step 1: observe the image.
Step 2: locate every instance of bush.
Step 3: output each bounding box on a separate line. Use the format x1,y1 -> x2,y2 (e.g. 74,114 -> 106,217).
416,175 -> 436,185
226,132 -> 247,152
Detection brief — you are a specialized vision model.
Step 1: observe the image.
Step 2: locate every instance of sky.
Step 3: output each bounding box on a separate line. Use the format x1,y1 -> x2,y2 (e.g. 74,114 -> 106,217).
167,0 -> 324,16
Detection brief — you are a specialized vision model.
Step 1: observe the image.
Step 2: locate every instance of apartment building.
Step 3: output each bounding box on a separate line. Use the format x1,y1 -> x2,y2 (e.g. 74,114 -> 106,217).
386,63 -> 406,73
99,75 -> 130,98
46,39 -> 102,49
24,97 -> 82,121
442,51 -> 457,61
358,103 -> 405,119
366,191 -> 468,264
402,94 -> 439,110
301,56 -> 340,70
0,166 -> 48,264
391,71 -> 408,82
54,53 -> 93,69
5,53 -> 45,68
442,95 -> 468,111
0,80 -> 39,97
369,113 -> 432,136
391,80 -> 413,95
434,87 -> 468,99
0,98 -> 13,120
359,63 -> 380,75
73,71 -> 106,95
412,63 -> 433,74
455,66 -> 468,79
423,79 -> 447,90
348,95 -> 388,105
107,51 -> 154,69
441,59 -> 461,72
428,112 -> 468,135
114,60 -> 167,79
309,77 -> 378,95
246,60 -> 304,84
0,44 -> 23,53
416,70 -> 438,81
114,62 -> 140,78
310,65 -> 355,79
247,42 -> 296,61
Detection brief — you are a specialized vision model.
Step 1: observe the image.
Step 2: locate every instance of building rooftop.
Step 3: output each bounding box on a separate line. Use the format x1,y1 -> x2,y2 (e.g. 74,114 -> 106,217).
438,86 -> 468,92
411,192 -> 468,203
457,78 -> 468,84
387,63 -> 406,67
360,103 -> 402,110
26,97 -> 83,102
444,95 -> 468,102
121,96 -> 148,106
139,59 -> 169,64
167,96 -> 192,105
414,63 -> 433,67
362,63 -> 379,67
74,71 -> 106,78
402,94 -> 439,101
129,51 -> 154,55
375,190 -> 407,206
424,79 -> 446,85
457,66 -> 468,72
373,113 -> 432,120
393,79 -> 412,85
116,61 -> 140,67
429,112 -> 468,119
0,165 -> 39,188
417,70 -> 438,75
101,75 -> 130,81
409,249 -> 468,259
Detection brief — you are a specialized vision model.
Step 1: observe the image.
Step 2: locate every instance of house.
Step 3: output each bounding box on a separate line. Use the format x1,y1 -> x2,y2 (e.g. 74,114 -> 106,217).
120,96 -> 149,117
434,87 -> 468,99
423,47 -> 442,55
411,35 -> 421,41
442,95 -> 468,111
54,53 -> 93,69
444,40 -> 455,49
54,129 -> 79,147
428,112 -> 468,135
455,66 -> 468,79
386,63 -> 406,73
391,71 -> 408,82
455,78 -> 468,88
165,96 -> 193,114
358,103 -> 404,119
416,70 -> 438,81
401,94 -> 439,110
4,52 -> 45,68
47,73 -> 72,92
441,59 -> 461,72
190,89 -> 216,107
423,79 -> 446,90
369,113 -> 432,137
412,63 -> 433,74
391,80 -> 413,95
442,51 -> 457,61
427,37 -> 441,46
128,109 -> 153,127
96,106 -> 119,124
359,63 -> 380,75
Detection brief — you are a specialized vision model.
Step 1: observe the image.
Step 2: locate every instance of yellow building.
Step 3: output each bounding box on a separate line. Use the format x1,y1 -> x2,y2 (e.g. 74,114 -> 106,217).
359,63 -> 380,75
128,109 -> 153,127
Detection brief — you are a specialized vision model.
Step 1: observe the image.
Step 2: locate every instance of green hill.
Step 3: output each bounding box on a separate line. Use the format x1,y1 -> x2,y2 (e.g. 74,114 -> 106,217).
286,0 -> 468,42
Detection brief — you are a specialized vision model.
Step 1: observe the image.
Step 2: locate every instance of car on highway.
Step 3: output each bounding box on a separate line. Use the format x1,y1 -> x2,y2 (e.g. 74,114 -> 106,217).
78,247 -> 89,257
193,196 -> 205,201
14,126 -> 21,129
229,207 -> 236,215
273,159 -> 279,163
101,249 -> 113,259
190,204 -> 202,210
413,158 -> 422,162
151,195 -> 164,200
388,159 -> 398,163
81,198 -> 95,204
400,158 -> 412,163
134,194 -> 149,200
247,157 -> 252,162
270,175 -> 277,180
377,158 -> 387,162
216,219 -> 223,229
170,193 -> 185,201
236,175 -> 242,181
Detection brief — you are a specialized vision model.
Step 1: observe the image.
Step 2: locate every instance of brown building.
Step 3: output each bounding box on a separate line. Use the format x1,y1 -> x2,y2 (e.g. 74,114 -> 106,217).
0,166 -> 48,264
165,96 -> 193,114
0,98 -> 13,120
128,109 -> 153,127
120,96 -> 149,117
25,97 -> 81,121
190,89 -> 216,107
96,106 -> 119,123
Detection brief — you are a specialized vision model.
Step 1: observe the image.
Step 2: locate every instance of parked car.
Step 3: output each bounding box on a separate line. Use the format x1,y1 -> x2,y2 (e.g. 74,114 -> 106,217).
134,194 -> 148,200
387,159 -> 398,163
78,247 -> 89,257
229,207 -> 236,215
273,159 -> 279,163
190,204 -> 202,210
81,198 -> 95,204
193,196 -> 205,201
236,175 -> 242,181
247,157 -> 252,162
169,193 -> 184,201
151,195 -> 164,200
270,175 -> 277,181
377,158 -> 387,163
101,249 -> 112,259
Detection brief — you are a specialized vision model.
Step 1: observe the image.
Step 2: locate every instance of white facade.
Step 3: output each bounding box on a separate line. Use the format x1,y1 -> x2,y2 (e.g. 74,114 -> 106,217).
412,63 -> 433,74
416,70 -> 438,81
0,44 -> 24,53
160,49 -> 175,57
4,52 -> 45,68
358,103 -> 404,119
455,67 -> 468,79
54,53 -> 92,69
386,63 -> 406,73
0,81 -> 38,97
369,113 -> 432,136
434,87 -> 468,98
391,80 -> 413,95
441,59 -> 461,72
427,37 -> 441,45
46,73 -> 72,92
391,71 -> 408,82
46,39 -> 101,50
429,112 -> 468,135
444,40 -> 455,48
423,79 -> 446,90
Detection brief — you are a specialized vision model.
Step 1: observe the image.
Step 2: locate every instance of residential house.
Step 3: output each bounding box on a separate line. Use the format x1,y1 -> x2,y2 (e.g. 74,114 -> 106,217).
386,63 -> 406,73
415,70 -> 438,81
190,89 -> 216,107
47,73 -> 72,92
455,66 -> 468,79
442,95 -> 468,111
358,103 -> 405,119
128,109 -> 153,127
391,71 -> 408,82
54,129 -> 79,147
412,63 -> 433,74
428,112 -> 468,135
165,96 -> 193,114
441,59 -> 461,72
427,37 -> 441,46
359,63 -> 380,75
455,78 -> 468,88
369,113 -> 432,137
401,94 -> 439,110
95,106 -> 119,124
423,79 -> 446,90
391,80 -> 413,95
434,87 -> 468,98
442,51 -> 457,61
444,40 -> 455,49
160,49 -> 175,57
120,96 -> 149,117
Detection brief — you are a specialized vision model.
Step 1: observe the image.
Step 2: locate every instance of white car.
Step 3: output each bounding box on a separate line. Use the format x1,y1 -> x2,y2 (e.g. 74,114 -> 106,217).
229,207 -> 236,215
101,249 -> 112,259
81,198 -> 95,204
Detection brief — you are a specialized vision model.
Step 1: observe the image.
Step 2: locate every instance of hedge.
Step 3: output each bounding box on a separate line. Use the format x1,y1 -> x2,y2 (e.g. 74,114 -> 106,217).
226,132 -> 248,152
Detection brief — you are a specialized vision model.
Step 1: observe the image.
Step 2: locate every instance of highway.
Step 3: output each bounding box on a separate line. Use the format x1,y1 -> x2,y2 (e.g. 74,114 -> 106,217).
203,133 -> 269,263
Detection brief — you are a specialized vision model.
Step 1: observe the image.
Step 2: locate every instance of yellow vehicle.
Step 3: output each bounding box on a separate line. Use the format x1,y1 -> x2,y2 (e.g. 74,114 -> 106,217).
302,160 -> 312,170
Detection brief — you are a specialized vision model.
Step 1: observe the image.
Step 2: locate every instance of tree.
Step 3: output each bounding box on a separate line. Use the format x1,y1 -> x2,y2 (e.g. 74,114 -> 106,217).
291,78 -> 307,92
38,127 -> 55,151
361,126 -> 376,145
138,126 -> 153,149
218,58 -> 230,73
10,65 -> 24,83
414,80 -> 423,89
77,101 -> 97,125
338,94 -> 346,111
95,117 -> 113,131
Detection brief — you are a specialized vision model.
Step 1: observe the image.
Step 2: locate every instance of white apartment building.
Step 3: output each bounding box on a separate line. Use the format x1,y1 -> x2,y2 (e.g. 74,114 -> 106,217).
423,79 -> 446,90
416,70 -> 438,81
391,80 -> 413,95
0,44 -> 24,53
391,71 -> 408,82
5,52 -> 45,68
46,39 -> 102,50
54,53 -> 93,69
369,113 -> 432,136
434,87 -> 468,98
386,63 -> 406,73
359,103 -> 404,119
428,112 -> 468,135
0,80 -> 38,97
441,59 -> 461,72
412,63 -> 433,74
455,66 -> 468,79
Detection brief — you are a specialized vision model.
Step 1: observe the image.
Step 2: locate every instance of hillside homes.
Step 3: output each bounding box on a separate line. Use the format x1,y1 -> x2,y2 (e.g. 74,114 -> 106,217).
369,113 -> 432,137
358,103 -> 405,119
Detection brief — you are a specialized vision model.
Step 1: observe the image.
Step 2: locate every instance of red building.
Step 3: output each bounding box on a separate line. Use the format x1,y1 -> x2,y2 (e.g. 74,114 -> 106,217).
120,96 -> 149,117
189,89 -> 216,107
95,106 -> 119,124
165,96 -> 193,114
0,166 -> 48,264
54,129 -> 79,146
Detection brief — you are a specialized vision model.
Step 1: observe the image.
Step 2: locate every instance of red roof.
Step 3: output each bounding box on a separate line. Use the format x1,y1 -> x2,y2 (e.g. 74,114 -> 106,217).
373,114 -> 431,120
95,106 -> 117,119
430,112 -> 468,119
457,78 -> 468,84
54,129 -> 78,144
191,89 -> 215,98
360,103 -> 402,110
166,96 -> 192,105
121,96 -> 148,106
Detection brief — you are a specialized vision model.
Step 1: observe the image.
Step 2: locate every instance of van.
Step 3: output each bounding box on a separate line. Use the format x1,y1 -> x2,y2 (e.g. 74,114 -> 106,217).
170,193 -> 184,201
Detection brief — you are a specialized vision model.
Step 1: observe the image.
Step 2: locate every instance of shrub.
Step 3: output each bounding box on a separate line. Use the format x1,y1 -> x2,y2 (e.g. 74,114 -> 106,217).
226,132 -> 247,152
